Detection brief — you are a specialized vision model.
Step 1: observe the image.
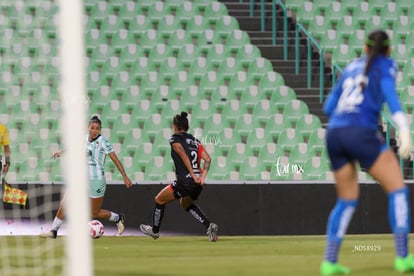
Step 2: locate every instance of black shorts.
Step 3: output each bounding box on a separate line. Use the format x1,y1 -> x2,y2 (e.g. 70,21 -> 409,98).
169,178 -> 203,200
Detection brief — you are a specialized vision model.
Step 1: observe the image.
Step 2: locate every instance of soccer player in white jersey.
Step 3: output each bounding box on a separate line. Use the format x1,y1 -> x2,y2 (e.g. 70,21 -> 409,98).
41,116 -> 133,238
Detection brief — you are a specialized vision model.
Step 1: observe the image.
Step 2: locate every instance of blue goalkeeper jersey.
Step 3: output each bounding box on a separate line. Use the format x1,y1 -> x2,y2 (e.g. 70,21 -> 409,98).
324,54 -> 402,130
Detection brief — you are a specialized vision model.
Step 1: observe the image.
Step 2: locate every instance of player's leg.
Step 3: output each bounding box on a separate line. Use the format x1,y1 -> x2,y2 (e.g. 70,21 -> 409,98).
321,162 -> 358,275
140,184 -> 176,239
368,149 -> 414,272
181,185 -> 218,241
40,195 -> 66,238
90,196 -> 126,235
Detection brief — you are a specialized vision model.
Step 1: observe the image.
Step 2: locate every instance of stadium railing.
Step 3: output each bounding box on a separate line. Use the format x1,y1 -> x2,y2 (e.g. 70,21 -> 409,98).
295,23 -> 324,103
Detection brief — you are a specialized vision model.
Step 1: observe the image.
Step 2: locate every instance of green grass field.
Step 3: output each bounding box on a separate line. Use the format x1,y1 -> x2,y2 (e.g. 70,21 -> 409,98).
93,234 -> 401,276
0,234 -> 408,275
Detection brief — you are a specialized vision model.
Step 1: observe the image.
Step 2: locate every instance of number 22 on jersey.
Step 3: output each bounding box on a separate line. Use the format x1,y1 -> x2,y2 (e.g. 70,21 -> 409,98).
336,74 -> 366,114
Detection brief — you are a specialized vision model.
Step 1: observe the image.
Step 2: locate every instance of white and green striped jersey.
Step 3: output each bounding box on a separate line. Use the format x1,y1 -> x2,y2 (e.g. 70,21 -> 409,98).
86,134 -> 113,180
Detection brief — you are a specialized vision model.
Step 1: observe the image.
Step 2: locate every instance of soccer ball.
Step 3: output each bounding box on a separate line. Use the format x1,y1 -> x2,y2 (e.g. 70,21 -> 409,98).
88,220 -> 104,239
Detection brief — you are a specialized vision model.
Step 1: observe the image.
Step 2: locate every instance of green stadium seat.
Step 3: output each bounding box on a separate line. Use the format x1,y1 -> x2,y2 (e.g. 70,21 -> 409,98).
139,29 -> 164,53
176,43 -> 203,68
332,44 -> 354,68
336,16 -> 362,38
205,43 -> 233,68
228,71 -> 254,98
295,114 -> 322,140
218,127 -> 242,155
392,44 -> 409,68
209,156 -> 231,180
269,156 -> 293,180
307,128 -> 326,155
147,43 -> 174,67
147,1 -> 170,25
159,57 -> 185,81
198,71 -> 225,96
209,86 -> 233,111
139,71 -> 164,97
189,57 -> 214,82
144,156 -> 174,181
239,85 -> 264,111
90,43 -> 116,65
118,1 -> 142,24
215,15 -> 240,39
129,15 -> 153,37
320,29 -> 344,54
167,29 -> 193,52
269,85 -> 297,114
288,142 -> 317,166
196,30 -> 223,51
247,57 -> 274,81
266,113 -> 292,142
245,128 -> 273,155
282,99 -> 310,127
348,29 -> 366,58
309,15 -> 332,41
188,15 -> 212,39
227,143 -> 250,171
203,1 -> 228,24
169,71 -> 194,97
164,0 -> 185,14
176,1 -> 201,25
225,30 -> 250,51
252,100 -> 273,127
100,15 -> 124,36
221,99 -> 249,127
258,143 -> 284,172
302,156 -> 330,180
161,99 -> 182,121
191,99 -> 215,127
89,1 -> 112,23
276,128 -> 304,154
234,114 -> 257,140
392,16 -> 413,38
204,113 -> 227,136
236,44 -> 262,68
239,156 -> 267,181
157,14 -> 183,39
142,114 -> 170,143
110,29 -> 135,52
258,71 -> 285,99
152,129 -> 173,156
295,1 -> 319,26
130,100 -> 155,128
216,57 -> 244,82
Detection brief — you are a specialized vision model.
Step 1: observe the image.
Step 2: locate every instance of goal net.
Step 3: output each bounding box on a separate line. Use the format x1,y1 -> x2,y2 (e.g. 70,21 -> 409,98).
0,0 -> 91,275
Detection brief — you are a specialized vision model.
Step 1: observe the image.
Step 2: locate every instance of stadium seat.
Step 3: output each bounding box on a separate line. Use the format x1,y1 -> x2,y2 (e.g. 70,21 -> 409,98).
216,57 -> 244,82
198,71 -> 225,96
336,15 -> 361,38
239,156 -> 267,181
129,15 -> 153,37
110,29 -> 135,52
152,128 -> 173,156
147,43 -> 174,67
288,142 -> 317,166
276,128 -> 304,154
270,156 -> 293,180
270,85 -> 297,114
258,143 -> 284,172
245,128 -> 273,155
161,99 -> 182,121
308,15 -> 332,41
157,14 -> 182,38
258,71 -> 285,98
175,1 -> 201,26
210,85 -> 234,111
282,99 -> 310,127
100,14 -> 124,36
169,71 -> 196,98
236,44 -> 262,68
234,114 -> 257,141
307,128 -> 326,155
118,1 -> 142,24
145,156 -> 174,181
295,114 -> 322,140
228,71 -> 254,98
203,1 -> 228,24
265,114 -> 291,143
189,57 -> 215,82
196,29 -> 223,50
225,30 -> 251,52
209,156 -> 231,180
186,15 -> 211,38
239,85 -> 264,111
302,156 -> 330,180
130,100 -> 155,128
252,100 -> 274,127
320,29 -> 344,54
247,57 -> 274,81
139,71 -> 164,97
218,127 -> 242,155
191,99 -> 215,128
221,99 -> 249,127
205,44 -> 233,69
227,143 -> 250,171
331,44 -> 354,68
295,1 -> 318,26
214,15 -> 240,39
147,1 -> 169,25
204,113 -> 227,136
176,43 -> 203,68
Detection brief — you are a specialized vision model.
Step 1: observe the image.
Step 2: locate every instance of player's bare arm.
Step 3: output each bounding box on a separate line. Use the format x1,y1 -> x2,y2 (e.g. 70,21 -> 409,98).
108,152 -> 132,188
200,150 -> 211,185
172,142 -> 200,183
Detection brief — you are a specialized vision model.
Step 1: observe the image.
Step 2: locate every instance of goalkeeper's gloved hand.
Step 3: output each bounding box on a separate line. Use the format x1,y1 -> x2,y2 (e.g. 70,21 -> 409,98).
398,130 -> 412,159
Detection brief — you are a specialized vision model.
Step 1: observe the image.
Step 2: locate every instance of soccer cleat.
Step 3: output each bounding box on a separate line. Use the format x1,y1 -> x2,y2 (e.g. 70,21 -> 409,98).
116,214 -> 126,235
394,254 -> 414,272
40,230 -> 57,239
207,223 -> 218,242
139,224 -> 159,240
320,261 -> 350,275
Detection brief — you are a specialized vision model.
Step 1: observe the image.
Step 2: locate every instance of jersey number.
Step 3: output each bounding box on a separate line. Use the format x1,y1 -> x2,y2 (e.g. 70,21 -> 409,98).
336,74 -> 366,113
190,151 -> 198,169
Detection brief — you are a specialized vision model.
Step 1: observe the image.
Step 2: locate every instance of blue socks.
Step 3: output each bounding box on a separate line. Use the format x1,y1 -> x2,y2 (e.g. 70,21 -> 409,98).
389,187 -> 410,258
324,198 -> 357,263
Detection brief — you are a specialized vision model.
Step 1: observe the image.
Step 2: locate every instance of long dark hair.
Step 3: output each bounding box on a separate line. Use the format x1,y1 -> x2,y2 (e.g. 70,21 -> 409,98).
173,112 -> 189,131
361,30 -> 390,89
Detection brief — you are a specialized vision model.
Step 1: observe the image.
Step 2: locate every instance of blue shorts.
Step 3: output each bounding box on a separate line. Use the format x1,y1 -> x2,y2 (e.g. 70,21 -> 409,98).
326,127 -> 388,171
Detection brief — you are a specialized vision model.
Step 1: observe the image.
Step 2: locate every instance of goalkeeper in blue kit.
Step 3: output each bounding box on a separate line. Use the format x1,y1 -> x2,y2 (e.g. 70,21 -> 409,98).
321,30 -> 414,275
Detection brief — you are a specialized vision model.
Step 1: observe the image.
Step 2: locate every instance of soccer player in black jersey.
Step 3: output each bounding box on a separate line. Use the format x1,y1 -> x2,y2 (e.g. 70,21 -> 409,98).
140,112 -> 218,241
